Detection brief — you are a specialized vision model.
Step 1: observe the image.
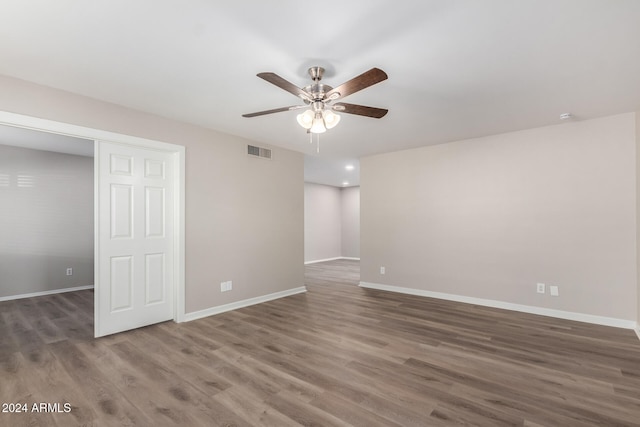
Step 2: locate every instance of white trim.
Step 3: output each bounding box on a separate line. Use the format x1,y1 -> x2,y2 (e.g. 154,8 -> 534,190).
93,141 -> 100,335
635,327 -> 640,341
359,281 -> 638,330
0,111 -> 181,152
0,111 -> 186,335
305,257 -> 360,265
305,257 -> 342,265
175,144 -> 186,323
183,286 -> 307,322
0,285 -> 94,302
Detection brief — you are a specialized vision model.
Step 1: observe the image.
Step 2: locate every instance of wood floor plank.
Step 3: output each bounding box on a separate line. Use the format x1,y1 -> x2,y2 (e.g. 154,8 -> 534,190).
1,349 -> 93,427
263,389 -> 350,427
212,345 -> 324,403
309,391 -> 406,427
106,339 -> 252,427
30,315 -> 67,344
18,347 -> 98,426
75,339 -> 210,426
2,259 -> 640,426
213,384 -> 302,427
123,327 -> 233,396
47,340 -> 153,426
0,352 -> 54,427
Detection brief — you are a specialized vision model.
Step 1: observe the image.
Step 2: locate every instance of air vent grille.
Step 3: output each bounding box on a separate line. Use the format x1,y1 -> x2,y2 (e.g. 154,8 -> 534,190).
247,145 -> 272,159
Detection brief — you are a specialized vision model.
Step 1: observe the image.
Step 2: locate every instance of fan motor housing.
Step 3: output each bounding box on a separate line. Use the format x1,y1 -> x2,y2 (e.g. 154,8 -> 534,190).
304,83 -> 333,102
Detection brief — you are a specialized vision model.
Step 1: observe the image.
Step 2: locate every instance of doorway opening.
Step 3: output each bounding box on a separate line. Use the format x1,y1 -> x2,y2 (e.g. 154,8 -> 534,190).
0,124 -> 95,340
0,111 -> 185,338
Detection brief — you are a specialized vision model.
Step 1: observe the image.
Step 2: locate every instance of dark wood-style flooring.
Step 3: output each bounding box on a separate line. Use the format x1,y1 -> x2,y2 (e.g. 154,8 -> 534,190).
1,259 -> 640,426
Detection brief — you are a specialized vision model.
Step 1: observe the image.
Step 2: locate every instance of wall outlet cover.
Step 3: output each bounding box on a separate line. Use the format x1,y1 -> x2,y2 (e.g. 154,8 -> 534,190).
536,283 -> 545,294
220,280 -> 233,292
550,285 -> 559,296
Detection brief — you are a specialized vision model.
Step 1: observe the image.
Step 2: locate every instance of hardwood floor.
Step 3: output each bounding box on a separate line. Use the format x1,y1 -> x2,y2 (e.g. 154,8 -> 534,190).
1,259 -> 640,426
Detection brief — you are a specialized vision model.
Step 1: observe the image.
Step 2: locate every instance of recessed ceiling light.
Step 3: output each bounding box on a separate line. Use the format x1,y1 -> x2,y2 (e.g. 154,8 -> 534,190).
342,181 -> 349,186
560,113 -> 572,120
345,164 -> 354,171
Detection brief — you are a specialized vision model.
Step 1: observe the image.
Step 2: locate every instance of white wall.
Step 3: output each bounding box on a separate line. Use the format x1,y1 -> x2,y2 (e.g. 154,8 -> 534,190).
0,74 -> 304,315
341,186 -> 360,258
636,112 -> 640,329
304,183 -> 361,263
0,144 -> 94,298
361,113 -> 637,323
304,183 -> 342,262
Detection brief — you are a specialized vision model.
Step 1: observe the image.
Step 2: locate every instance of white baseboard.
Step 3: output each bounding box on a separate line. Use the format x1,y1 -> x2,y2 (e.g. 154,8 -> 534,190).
305,257 -> 342,265
0,285 -> 95,302
183,286 -> 307,322
305,257 -> 360,265
359,281 -> 637,330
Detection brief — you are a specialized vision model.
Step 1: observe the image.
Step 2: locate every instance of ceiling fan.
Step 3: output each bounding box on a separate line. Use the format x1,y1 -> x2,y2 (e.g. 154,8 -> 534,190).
242,66 -> 388,135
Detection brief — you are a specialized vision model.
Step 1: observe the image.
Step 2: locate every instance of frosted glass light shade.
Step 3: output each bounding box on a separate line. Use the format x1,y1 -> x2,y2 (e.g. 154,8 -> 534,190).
322,110 -> 341,129
296,110 -> 314,129
297,108 -> 339,133
310,117 -> 326,134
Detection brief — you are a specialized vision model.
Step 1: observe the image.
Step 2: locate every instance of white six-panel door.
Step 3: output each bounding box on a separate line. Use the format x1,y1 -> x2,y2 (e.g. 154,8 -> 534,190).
96,141 -> 175,337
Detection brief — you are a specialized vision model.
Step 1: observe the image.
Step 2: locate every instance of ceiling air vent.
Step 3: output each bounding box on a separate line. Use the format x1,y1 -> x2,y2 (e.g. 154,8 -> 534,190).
247,145 -> 272,160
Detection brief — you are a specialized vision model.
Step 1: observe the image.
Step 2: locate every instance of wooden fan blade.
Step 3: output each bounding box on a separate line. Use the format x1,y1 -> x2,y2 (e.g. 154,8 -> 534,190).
333,102 -> 388,118
325,68 -> 388,101
257,72 -> 312,102
242,105 -> 307,118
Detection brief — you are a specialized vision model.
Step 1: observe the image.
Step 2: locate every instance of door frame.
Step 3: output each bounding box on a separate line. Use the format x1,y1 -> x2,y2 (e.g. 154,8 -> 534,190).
0,111 -> 186,331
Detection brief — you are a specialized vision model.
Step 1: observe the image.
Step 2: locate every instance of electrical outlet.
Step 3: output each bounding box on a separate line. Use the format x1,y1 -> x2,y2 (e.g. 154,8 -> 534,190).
550,285 -> 559,297
220,281 -> 233,292
227,280 -> 233,291
66,268 -> 73,276
536,283 -> 545,294
380,266 -> 386,275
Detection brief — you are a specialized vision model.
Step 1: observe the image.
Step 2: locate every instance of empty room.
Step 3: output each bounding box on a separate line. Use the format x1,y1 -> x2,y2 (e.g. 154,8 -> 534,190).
1,1 -> 640,426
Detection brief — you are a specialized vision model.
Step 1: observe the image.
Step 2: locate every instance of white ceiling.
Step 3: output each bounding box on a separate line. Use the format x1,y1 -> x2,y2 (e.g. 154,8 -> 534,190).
2,1 -> 640,187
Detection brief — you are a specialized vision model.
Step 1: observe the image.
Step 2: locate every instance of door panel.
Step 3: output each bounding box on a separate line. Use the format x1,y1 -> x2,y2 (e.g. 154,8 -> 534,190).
111,184 -> 133,238
145,187 -> 165,237
145,253 -> 165,304
96,141 -> 174,337
110,256 -> 133,311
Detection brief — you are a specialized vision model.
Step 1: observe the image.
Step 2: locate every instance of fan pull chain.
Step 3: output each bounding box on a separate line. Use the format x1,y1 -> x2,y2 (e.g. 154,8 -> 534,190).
308,132 -> 321,153
306,131 -> 321,153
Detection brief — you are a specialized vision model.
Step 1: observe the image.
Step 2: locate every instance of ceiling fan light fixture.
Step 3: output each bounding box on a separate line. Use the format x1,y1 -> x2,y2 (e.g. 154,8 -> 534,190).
322,110 -> 341,129
296,109 -> 314,129
310,115 -> 327,134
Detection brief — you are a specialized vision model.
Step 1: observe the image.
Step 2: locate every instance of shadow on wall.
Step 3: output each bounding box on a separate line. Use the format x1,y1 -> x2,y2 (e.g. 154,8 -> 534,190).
0,253 -> 94,299
0,143 -> 94,300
